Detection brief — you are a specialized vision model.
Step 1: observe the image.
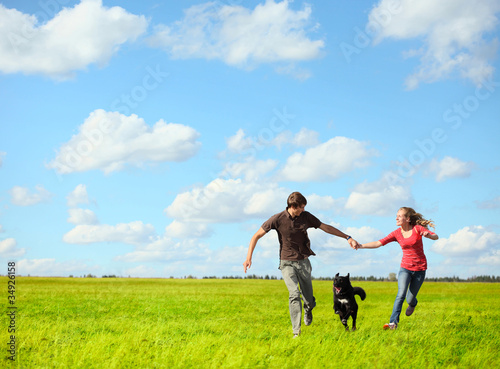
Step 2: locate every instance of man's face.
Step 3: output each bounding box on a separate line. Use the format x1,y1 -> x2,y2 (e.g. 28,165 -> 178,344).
290,204 -> 305,217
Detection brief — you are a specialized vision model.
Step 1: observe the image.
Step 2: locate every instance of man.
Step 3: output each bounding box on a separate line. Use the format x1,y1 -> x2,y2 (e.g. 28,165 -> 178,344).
243,191 -> 360,337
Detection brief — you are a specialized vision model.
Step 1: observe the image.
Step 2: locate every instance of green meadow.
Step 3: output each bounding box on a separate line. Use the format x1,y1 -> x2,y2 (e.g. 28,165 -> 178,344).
2,277 -> 499,368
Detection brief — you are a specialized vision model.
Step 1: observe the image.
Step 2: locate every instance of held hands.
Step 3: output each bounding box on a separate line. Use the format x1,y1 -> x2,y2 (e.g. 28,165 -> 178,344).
347,238 -> 361,250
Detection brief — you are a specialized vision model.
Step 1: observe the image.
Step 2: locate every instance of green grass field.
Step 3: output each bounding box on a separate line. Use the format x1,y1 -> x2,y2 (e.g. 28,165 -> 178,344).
2,277 -> 499,368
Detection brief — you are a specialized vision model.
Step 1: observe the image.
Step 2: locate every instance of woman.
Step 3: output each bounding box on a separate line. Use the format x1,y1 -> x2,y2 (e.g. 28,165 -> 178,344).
357,207 -> 438,330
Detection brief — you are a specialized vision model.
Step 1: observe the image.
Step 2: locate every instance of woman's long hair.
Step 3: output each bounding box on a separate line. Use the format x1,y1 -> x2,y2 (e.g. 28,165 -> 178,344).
400,207 -> 435,229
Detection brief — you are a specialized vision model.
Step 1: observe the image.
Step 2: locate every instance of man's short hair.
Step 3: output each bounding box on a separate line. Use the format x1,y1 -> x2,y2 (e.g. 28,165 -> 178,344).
287,192 -> 307,208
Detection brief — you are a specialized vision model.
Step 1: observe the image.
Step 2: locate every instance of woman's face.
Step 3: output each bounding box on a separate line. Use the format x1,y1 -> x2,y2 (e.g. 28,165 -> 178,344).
396,209 -> 409,227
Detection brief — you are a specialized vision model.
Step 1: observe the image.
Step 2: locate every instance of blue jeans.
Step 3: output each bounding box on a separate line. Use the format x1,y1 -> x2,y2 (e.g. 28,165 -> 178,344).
390,267 -> 426,324
280,259 -> 316,335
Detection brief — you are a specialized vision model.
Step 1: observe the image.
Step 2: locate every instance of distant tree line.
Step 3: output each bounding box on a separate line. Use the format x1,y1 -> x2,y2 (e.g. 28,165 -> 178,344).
59,274 -> 499,282
315,275 -> 500,283
202,274 -> 500,282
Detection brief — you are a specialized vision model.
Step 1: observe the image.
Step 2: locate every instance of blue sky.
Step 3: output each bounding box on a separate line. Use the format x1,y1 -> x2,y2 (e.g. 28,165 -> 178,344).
1,0 -> 499,279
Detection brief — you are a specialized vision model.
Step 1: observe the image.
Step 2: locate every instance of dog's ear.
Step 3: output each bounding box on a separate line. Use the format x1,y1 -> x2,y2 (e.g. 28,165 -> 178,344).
347,273 -> 350,278
335,273 -> 339,277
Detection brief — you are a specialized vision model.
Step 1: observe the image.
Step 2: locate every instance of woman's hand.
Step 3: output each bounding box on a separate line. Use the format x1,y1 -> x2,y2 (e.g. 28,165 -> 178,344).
421,230 -> 438,240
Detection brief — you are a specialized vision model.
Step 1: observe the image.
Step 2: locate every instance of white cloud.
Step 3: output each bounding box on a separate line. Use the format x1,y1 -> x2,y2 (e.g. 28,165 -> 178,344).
165,178 -> 288,223
198,244 -> 250,276
289,127 -> 320,147
166,134 -> 375,223
275,63 -> 312,81
306,193 -> 346,213
224,127 -> 317,158
428,156 -> 474,182
244,187 -> 289,216
0,238 -> 26,258
345,225 -> 386,244
368,0 -> 500,89
0,0 -> 148,79
9,185 -> 53,206
120,242 -> 257,278
67,184 -> 90,207
273,127 -> 320,149
225,129 -> 255,154
345,173 -> 414,216
67,185 -> 98,225
47,109 -> 201,174
222,158 -> 278,181
124,265 -> 161,278
477,249 -> 500,266
63,221 -> 156,246
432,225 -> 500,256
148,0 -> 324,71
0,151 -> 5,167
279,137 -> 374,182
430,226 -> 500,276
165,220 -> 213,239
67,208 -> 99,225
477,196 -> 500,209
116,237 -> 210,263
17,258 -> 99,277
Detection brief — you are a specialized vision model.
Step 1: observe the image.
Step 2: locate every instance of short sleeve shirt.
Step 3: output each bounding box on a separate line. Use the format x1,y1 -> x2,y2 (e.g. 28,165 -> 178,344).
379,225 -> 435,271
261,209 -> 322,261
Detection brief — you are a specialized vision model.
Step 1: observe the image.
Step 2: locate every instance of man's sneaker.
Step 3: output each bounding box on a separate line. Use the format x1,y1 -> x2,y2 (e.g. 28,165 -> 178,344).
293,333 -> 300,338
304,309 -> 313,326
383,323 -> 397,330
406,304 -> 415,316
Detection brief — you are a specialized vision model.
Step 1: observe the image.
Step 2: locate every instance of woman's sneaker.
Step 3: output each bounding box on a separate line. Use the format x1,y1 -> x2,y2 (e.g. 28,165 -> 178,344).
406,305 -> 415,316
383,323 -> 397,330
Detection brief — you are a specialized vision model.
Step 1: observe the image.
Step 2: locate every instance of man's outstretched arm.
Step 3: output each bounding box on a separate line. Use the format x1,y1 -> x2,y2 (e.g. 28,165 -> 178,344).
319,223 -> 360,249
243,227 -> 266,273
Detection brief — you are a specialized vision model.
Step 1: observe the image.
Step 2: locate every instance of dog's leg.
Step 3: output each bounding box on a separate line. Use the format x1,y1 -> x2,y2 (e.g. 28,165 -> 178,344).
334,301 -> 340,315
340,309 -> 350,331
340,315 -> 349,331
351,309 -> 358,331
342,304 -> 352,331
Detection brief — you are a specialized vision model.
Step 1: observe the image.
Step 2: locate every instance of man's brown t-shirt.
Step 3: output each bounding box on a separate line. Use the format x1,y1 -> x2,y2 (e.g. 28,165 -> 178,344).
261,209 -> 322,261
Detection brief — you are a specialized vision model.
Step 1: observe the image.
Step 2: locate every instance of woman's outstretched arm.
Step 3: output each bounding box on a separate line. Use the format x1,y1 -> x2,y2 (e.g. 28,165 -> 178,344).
357,241 -> 383,249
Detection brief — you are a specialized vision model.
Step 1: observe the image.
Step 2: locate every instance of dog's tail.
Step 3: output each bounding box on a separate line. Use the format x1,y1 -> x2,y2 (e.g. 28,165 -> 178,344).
353,287 -> 366,301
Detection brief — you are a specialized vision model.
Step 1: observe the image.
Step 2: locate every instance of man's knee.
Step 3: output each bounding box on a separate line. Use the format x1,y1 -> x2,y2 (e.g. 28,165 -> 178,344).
288,290 -> 301,302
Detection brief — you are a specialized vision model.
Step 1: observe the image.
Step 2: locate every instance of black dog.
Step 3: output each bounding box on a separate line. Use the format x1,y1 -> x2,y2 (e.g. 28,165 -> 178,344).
333,273 -> 366,331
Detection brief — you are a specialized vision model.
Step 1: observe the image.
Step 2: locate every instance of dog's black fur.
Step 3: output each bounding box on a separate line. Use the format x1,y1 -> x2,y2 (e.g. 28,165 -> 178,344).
333,273 -> 366,331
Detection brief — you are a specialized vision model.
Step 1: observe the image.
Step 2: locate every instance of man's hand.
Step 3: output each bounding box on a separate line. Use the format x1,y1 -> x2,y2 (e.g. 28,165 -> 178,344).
243,259 -> 252,273
348,238 -> 361,250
